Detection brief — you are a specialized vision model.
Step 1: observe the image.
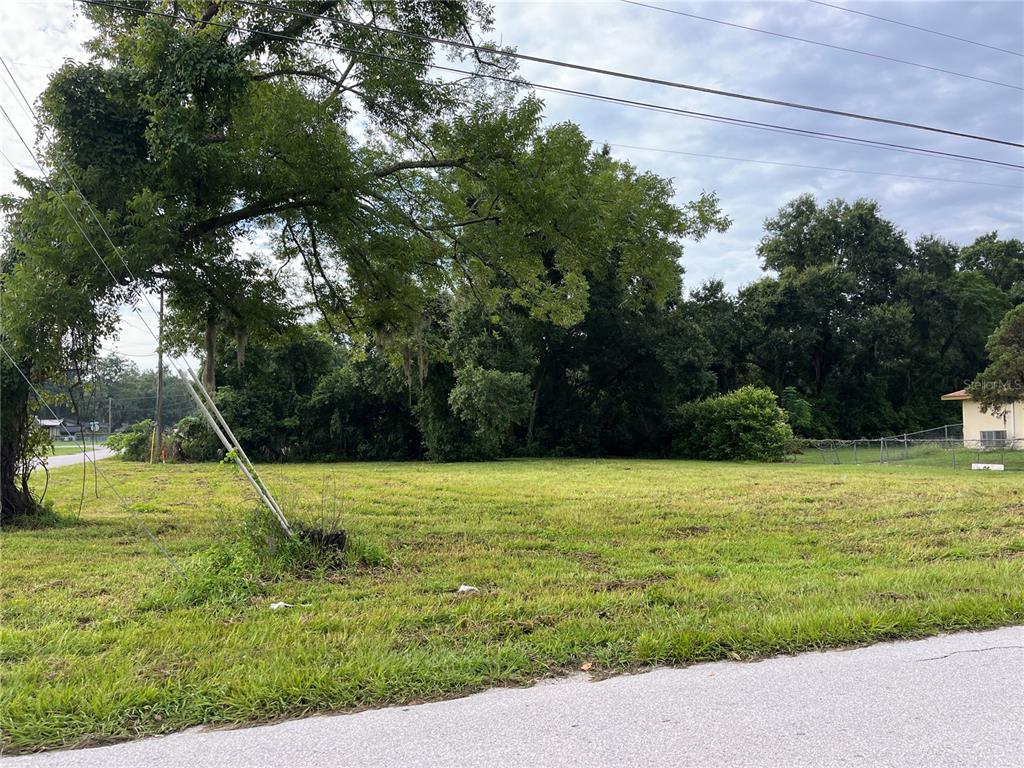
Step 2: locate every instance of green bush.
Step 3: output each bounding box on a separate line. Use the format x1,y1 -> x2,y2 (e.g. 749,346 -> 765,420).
672,386 -> 794,461
172,415 -> 221,461
448,365 -> 532,459
303,361 -> 419,460
106,419 -> 154,461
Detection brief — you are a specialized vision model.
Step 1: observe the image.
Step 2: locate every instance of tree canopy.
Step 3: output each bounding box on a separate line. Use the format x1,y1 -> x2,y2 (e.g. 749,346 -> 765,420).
0,0 -> 726,516
968,304 -> 1024,411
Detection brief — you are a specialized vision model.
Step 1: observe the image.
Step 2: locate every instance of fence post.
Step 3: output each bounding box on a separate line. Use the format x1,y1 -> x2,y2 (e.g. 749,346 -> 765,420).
853,441 -> 859,465
880,437 -> 885,464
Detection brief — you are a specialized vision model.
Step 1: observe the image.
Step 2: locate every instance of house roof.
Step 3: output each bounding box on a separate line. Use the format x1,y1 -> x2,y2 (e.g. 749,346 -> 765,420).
940,389 -> 970,401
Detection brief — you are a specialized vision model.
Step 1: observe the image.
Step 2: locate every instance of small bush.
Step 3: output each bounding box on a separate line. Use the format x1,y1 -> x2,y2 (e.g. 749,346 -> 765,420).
172,415 -> 221,462
107,419 -> 154,461
244,510 -> 347,575
148,509 -> 388,608
672,386 -> 794,461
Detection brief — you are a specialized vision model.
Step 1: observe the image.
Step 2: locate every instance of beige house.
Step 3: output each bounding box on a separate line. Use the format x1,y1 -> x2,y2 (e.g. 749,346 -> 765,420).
941,390 -> 1022,448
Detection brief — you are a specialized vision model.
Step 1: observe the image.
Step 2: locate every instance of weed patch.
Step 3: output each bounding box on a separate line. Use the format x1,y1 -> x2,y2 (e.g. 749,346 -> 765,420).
0,499 -> 75,530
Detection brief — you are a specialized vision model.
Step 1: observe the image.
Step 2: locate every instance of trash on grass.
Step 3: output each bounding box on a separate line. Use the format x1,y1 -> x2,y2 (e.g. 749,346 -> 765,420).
270,601 -> 312,610
456,584 -> 480,594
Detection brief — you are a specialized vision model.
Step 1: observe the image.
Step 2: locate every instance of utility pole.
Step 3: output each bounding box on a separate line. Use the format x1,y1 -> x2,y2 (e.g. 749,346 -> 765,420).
152,287 -> 165,463
108,397 -> 113,435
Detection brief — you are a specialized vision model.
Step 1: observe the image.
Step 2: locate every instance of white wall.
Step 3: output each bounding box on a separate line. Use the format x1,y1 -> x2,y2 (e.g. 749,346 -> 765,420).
961,400 -> 1021,446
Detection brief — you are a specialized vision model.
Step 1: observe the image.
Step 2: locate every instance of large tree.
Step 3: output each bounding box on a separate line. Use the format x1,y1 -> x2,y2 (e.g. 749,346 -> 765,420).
743,195 -> 1010,436
968,304 -> 1024,411
1,2 -> 726,514
0,0 -> 512,516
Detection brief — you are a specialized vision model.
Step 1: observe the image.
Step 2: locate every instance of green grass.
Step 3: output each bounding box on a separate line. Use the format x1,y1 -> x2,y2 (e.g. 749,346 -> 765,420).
2,458 -> 1022,753
47,442 -> 108,456
791,443 -> 1024,471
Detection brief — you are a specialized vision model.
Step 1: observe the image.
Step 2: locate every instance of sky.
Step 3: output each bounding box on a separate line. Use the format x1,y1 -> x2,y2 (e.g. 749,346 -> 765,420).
1,0 -> 1022,369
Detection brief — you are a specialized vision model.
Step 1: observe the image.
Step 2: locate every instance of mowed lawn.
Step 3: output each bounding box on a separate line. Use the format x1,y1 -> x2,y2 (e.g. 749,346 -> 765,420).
2,459 -> 1023,753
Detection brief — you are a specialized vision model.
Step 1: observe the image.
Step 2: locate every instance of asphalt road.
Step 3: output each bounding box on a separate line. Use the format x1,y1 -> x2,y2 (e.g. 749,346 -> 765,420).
5,626 -> 1021,767
36,447 -> 114,469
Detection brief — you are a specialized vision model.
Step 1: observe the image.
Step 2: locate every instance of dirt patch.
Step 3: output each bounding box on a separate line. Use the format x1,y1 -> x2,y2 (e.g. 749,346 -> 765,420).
899,509 -> 933,519
871,591 -> 911,602
565,550 -> 608,572
591,573 -> 671,592
993,549 -> 1024,560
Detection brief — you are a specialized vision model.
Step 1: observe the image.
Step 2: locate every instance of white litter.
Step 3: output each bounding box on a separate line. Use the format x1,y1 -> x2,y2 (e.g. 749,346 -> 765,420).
456,584 -> 480,594
270,601 -> 294,610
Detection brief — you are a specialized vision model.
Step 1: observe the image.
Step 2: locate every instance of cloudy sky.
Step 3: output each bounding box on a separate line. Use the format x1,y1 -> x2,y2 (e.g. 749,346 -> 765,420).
1,0 -> 1022,369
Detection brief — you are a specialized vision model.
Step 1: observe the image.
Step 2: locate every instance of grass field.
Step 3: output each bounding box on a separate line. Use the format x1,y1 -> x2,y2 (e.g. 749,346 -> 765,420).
47,442 -> 108,456
47,444 -> 90,456
791,443 -> 1024,471
2,458 -> 1023,753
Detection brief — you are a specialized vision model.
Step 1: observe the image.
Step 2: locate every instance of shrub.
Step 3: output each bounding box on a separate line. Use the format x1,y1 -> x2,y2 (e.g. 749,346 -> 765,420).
303,361 -> 419,460
145,508 -> 389,609
106,419 -> 154,461
672,386 -> 794,461
448,365 -> 532,459
172,415 -> 221,462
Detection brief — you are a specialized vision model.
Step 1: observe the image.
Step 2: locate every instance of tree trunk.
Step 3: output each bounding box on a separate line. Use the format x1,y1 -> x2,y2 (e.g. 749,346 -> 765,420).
0,356 -> 37,522
526,381 -> 541,445
235,328 -> 249,370
202,318 -> 218,391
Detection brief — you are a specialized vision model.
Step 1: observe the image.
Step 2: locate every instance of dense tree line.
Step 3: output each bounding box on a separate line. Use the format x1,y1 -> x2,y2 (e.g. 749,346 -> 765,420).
739,197 -> 1019,436
186,200 -> 1021,462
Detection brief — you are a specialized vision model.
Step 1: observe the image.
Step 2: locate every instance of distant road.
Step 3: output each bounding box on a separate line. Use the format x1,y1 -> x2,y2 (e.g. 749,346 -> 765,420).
37,448 -> 114,469
4,626 -> 1021,767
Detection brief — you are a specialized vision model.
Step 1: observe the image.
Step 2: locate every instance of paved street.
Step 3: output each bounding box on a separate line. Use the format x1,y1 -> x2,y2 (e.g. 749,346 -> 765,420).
35,448 -> 114,469
4,626 -> 1021,767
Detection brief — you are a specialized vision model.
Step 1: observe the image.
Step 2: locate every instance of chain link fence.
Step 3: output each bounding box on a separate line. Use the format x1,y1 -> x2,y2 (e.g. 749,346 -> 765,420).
793,424 -> 1024,471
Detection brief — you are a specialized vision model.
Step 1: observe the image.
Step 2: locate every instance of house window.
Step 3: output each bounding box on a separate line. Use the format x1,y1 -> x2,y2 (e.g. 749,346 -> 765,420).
980,430 -> 1007,448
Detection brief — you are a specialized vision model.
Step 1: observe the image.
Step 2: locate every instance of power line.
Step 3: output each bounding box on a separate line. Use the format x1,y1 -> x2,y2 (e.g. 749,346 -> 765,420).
526,81 -> 1023,171
599,141 -> 1024,189
96,0 -> 1023,148
806,0 -> 1024,58
619,0 -> 1023,91
69,0 -> 1024,171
